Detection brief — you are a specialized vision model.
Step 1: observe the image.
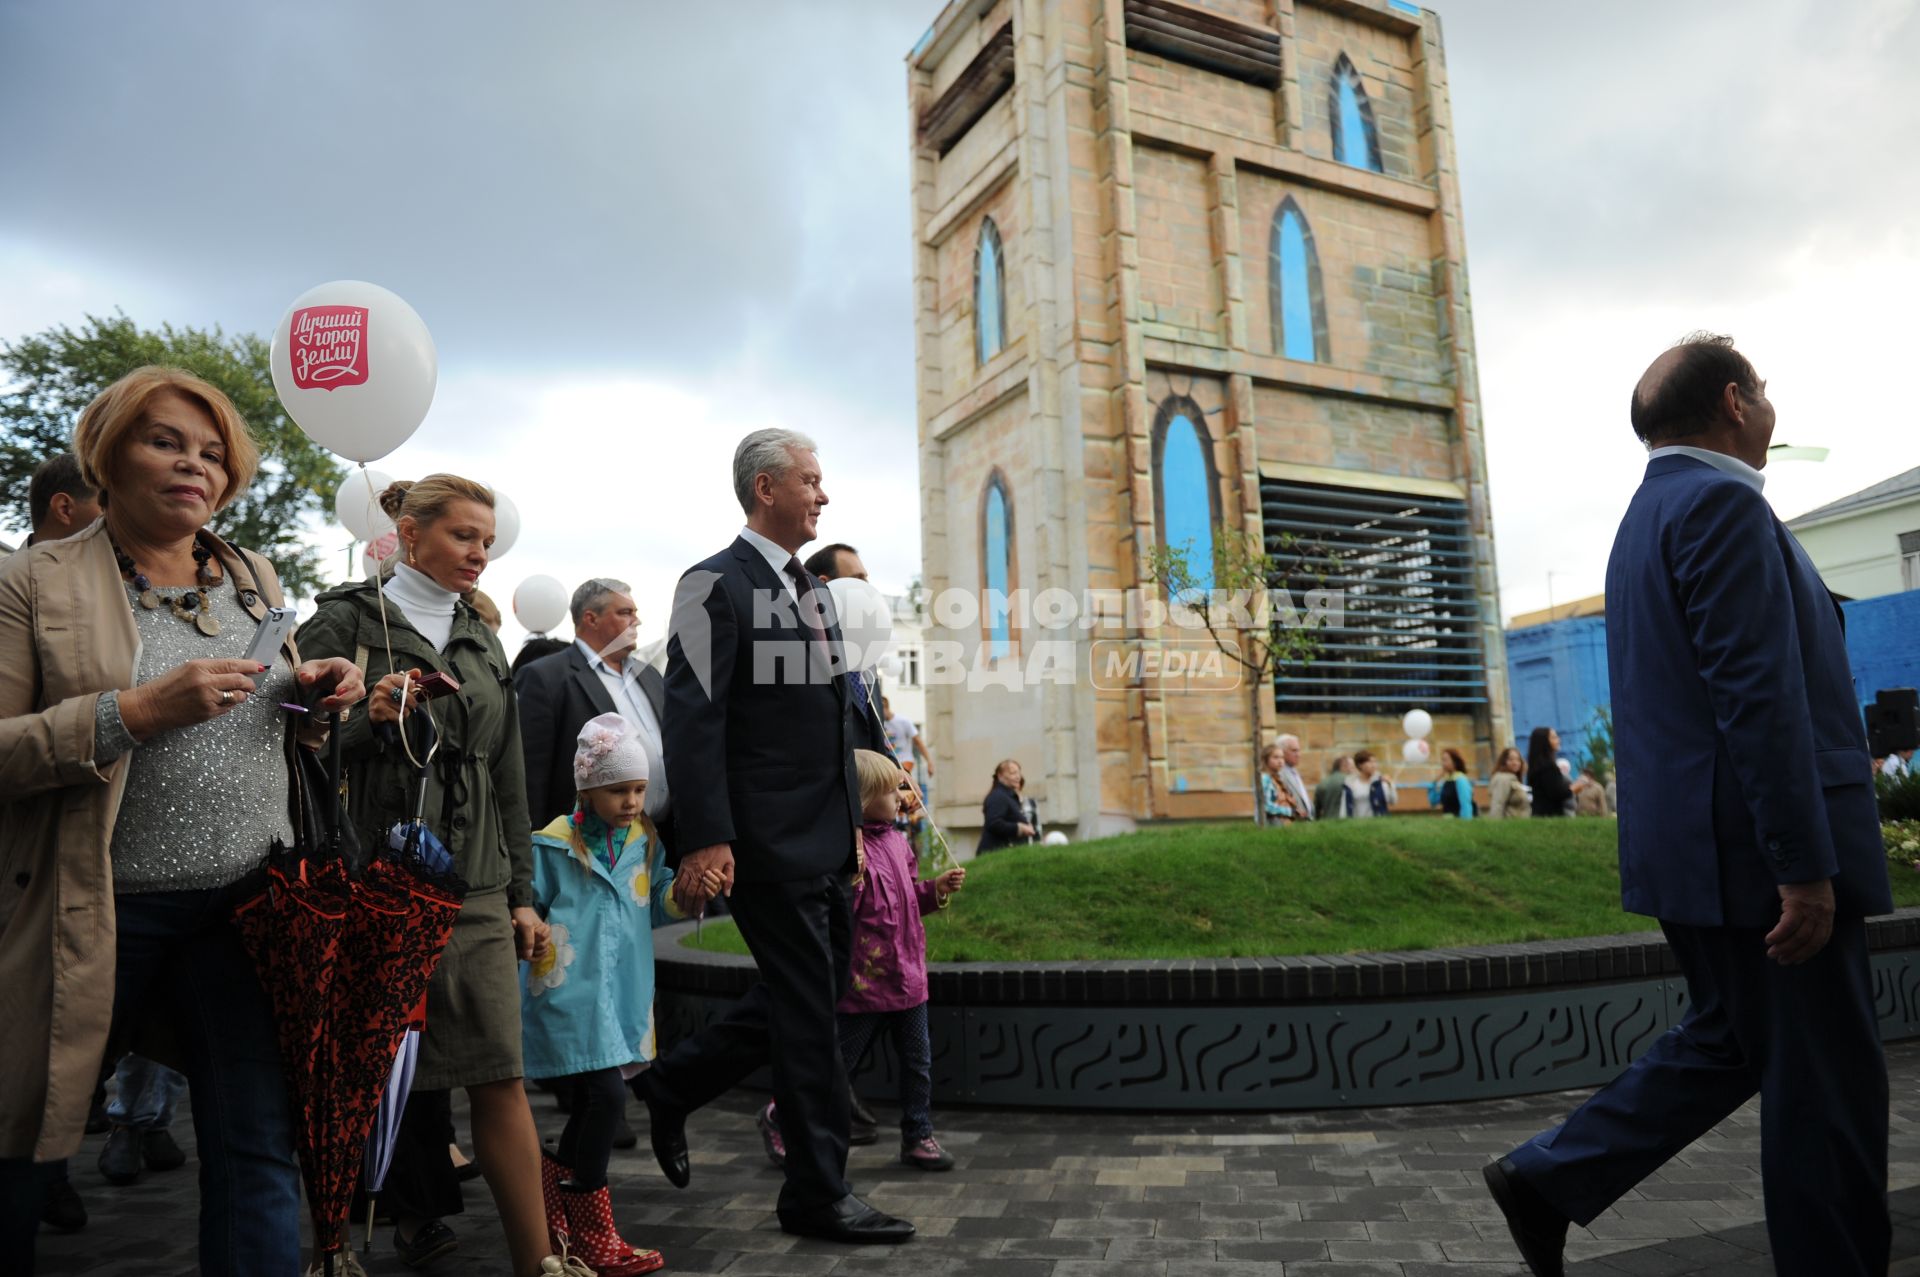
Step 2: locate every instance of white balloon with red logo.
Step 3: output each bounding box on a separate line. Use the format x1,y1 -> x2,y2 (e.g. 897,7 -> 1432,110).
825,576 -> 893,673
334,467 -> 394,542
271,280 -> 437,464
513,574 -> 569,635
1402,738 -> 1431,763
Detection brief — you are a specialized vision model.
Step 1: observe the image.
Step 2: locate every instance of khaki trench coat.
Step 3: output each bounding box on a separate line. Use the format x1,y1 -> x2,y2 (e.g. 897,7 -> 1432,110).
0,520 -> 301,1161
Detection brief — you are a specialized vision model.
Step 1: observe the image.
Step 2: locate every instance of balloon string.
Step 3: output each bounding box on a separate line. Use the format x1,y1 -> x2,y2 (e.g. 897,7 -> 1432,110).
361,460 -> 438,774
857,674 -> 959,883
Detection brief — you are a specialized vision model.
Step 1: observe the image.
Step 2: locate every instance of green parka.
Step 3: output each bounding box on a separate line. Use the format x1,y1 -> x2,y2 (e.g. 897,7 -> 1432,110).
296,578 -> 533,907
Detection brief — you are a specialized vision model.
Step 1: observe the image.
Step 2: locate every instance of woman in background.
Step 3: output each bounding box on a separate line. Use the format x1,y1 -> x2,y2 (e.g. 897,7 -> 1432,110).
1526,726 -> 1573,818
1486,747 -> 1530,820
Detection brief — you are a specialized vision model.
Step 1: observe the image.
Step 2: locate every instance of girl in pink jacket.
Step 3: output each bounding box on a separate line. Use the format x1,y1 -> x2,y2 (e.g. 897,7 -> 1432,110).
762,750 -> 965,1171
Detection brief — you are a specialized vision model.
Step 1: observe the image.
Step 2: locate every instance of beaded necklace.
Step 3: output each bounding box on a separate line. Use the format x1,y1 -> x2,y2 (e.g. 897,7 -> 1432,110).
111,536 -> 223,636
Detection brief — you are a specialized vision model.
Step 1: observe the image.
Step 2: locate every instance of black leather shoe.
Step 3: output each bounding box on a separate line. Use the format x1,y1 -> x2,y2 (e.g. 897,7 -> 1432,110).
41,1174 -> 86,1233
1483,1157 -> 1567,1277
636,1084 -> 689,1188
97,1127 -> 143,1186
778,1194 -> 915,1244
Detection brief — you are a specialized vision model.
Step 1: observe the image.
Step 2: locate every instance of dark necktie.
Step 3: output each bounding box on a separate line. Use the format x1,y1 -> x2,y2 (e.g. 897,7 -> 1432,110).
784,557 -> 833,677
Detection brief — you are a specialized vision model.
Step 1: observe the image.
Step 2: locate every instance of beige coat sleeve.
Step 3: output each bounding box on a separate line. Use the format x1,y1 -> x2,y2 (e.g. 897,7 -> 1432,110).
0,558 -> 112,799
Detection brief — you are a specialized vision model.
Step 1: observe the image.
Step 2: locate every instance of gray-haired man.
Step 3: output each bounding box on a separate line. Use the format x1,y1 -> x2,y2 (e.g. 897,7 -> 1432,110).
514,578 -> 672,846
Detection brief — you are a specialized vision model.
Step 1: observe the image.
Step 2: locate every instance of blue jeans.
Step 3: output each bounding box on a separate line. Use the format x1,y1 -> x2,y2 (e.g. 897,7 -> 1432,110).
112,885 -> 302,1277
105,1053 -> 185,1130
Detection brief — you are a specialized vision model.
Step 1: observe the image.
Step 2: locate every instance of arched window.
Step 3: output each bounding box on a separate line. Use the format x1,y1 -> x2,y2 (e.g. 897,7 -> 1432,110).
1330,53 -> 1383,172
1151,396 -> 1219,598
981,471 -> 1015,658
1268,197 -> 1327,363
974,217 -> 1007,366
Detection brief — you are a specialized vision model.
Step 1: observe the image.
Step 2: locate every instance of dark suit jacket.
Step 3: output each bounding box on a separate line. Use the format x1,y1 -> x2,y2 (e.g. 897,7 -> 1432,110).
663,538 -> 861,883
514,643 -> 671,845
1606,454 -> 1893,927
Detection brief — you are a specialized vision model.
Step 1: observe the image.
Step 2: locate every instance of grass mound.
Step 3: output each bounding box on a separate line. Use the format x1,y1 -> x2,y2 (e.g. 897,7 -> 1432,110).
680,818 -> 1920,963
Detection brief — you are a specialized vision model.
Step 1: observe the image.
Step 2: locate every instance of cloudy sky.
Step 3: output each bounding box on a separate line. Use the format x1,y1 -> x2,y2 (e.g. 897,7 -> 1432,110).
3,0 -> 1916,648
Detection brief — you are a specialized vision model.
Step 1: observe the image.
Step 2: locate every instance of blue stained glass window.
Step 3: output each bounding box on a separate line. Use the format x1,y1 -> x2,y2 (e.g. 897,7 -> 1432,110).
975,218 -> 1006,365
1331,54 -> 1384,173
1161,415 -> 1215,596
984,479 -> 1010,658
1269,199 -> 1324,363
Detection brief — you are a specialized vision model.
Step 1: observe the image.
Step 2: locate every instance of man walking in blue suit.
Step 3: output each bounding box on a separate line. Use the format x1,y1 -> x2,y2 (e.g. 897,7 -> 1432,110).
1484,334 -> 1894,1274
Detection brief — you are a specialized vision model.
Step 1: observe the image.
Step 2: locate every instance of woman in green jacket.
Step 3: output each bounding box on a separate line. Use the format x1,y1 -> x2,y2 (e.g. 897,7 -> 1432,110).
297,474 -> 570,1277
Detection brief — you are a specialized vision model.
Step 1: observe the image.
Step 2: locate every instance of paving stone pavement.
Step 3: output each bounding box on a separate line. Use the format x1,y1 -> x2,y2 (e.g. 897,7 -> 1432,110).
37,1038 -> 1920,1277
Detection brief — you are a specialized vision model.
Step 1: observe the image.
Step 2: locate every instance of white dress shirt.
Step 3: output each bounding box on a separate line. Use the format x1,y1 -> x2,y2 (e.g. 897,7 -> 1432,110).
576,638 -> 670,820
1648,445 -> 1765,493
739,524 -> 801,607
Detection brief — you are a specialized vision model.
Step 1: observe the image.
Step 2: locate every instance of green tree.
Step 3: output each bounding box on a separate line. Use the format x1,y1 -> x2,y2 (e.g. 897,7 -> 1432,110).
1582,704 -> 1615,782
0,312 -> 344,597
1146,528 -> 1333,825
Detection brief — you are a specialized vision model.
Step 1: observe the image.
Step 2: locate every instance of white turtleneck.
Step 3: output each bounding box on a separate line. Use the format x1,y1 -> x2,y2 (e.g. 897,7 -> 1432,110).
384,561 -> 459,652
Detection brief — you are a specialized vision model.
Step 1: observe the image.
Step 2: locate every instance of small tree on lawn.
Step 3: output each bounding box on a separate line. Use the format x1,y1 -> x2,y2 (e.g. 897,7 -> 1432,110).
1146,527 -> 1334,825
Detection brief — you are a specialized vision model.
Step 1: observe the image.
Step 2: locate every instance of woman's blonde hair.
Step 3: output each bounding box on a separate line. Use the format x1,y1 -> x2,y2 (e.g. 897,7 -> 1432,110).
854,749 -> 901,809
377,473 -> 494,526
72,366 -> 260,511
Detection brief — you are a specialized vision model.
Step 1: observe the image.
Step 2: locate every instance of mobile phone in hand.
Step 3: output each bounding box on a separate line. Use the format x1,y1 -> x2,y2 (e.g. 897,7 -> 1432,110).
242,606 -> 298,667
413,670 -> 461,701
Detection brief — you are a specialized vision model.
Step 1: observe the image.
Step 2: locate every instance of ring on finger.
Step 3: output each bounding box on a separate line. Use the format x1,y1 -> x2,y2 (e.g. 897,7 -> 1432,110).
220,689 -> 234,706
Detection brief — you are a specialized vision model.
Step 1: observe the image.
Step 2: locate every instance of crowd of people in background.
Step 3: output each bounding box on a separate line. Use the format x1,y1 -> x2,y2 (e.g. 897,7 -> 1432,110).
1254,722 -> 1617,825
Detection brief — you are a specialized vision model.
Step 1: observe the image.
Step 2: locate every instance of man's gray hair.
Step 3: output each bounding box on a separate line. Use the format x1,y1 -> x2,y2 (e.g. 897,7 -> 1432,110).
1276,734 -> 1300,751
571,577 -> 631,625
733,428 -> 819,516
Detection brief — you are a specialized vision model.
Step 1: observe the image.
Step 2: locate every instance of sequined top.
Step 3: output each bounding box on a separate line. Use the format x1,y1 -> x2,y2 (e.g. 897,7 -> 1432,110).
95,583 -> 295,893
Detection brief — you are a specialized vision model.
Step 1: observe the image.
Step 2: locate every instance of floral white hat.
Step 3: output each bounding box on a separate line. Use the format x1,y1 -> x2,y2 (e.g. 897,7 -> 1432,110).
573,712 -> 649,790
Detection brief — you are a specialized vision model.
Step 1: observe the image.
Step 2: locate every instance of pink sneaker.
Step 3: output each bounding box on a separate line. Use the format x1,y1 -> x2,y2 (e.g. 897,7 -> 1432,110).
757,1101 -> 786,1169
901,1134 -> 954,1171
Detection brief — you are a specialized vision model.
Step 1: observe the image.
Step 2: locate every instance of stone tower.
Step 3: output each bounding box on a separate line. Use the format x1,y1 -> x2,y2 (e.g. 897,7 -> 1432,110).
909,0 -> 1509,840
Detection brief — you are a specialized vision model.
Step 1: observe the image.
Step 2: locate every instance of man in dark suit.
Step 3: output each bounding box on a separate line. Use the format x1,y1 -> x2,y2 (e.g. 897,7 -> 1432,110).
801,541 -> 892,759
633,429 -> 913,1245
1484,335 -> 1894,1274
514,578 -> 676,855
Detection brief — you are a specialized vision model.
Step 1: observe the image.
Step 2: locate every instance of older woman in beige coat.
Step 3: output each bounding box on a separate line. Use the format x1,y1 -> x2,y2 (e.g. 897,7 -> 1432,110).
0,367 -> 362,1277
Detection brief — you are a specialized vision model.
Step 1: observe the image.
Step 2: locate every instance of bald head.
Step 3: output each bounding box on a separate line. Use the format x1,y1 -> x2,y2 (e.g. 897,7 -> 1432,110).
1629,332 -> 1766,445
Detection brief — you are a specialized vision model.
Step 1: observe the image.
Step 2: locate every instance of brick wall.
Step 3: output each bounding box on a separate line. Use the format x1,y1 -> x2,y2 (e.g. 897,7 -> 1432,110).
935,179 -> 1026,400
1292,3 -> 1419,180
1253,385 -> 1454,483
934,92 -> 1016,210
1133,143 -> 1226,343
1126,47 -> 1278,147
1236,170 -> 1443,381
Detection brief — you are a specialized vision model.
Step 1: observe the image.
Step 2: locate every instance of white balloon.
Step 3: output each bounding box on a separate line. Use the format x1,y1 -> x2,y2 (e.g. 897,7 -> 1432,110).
333,467 -> 394,541
1042,831 -> 1069,846
1402,738 -> 1431,763
877,652 -> 903,679
362,529 -> 400,580
1402,709 -> 1434,740
513,574 -> 569,635
489,490 -> 521,559
271,280 -> 437,463
825,576 -> 893,673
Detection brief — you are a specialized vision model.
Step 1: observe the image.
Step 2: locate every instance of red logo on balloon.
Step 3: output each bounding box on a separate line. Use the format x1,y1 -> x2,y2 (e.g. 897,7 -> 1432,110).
288,305 -> 370,390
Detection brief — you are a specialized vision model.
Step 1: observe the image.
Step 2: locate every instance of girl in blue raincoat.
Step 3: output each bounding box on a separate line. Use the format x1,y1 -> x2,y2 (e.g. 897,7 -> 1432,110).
521,713 -> 686,1276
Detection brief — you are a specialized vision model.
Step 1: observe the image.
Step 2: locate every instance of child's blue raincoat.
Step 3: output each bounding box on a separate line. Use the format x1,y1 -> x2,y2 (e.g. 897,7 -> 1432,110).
519,811 -> 678,1079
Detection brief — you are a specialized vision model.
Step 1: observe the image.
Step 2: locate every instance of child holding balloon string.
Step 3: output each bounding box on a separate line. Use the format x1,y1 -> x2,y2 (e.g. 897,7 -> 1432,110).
760,750 -> 966,1173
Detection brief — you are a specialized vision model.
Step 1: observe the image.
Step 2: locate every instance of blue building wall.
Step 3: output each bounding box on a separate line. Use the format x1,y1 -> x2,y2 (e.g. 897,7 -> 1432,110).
1504,616 -> 1612,763
1842,591 -> 1920,708
1505,592 -> 1918,760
